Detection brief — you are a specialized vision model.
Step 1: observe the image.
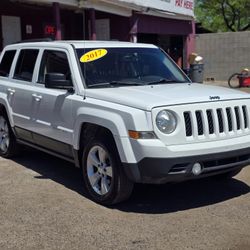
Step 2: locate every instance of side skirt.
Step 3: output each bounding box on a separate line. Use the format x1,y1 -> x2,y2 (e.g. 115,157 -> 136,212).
14,126 -> 81,167
17,138 -> 76,164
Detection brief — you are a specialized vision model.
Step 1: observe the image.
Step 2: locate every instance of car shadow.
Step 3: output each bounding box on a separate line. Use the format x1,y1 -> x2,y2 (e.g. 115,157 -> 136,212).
12,149 -> 250,214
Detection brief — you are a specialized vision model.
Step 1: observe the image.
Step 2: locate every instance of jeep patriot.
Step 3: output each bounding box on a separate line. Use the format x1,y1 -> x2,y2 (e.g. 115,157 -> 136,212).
0,40 -> 250,205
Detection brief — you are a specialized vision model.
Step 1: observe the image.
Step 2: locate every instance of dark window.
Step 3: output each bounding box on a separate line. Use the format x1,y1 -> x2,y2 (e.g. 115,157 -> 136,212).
38,50 -> 71,84
0,50 -> 16,77
14,49 -> 39,81
76,48 -> 189,88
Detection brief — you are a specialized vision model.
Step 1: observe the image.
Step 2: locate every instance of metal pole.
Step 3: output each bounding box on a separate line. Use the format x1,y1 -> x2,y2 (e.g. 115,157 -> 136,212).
89,8 -> 96,40
53,2 -> 62,40
82,9 -> 86,40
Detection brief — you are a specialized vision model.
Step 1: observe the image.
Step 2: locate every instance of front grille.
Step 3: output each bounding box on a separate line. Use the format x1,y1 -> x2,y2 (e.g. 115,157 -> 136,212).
217,109 -> 224,133
243,106 -> 248,128
183,105 -> 249,137
226,108 -> 233,131
235,107 -> 240,130
206,110 -> 214,134
195,111 -> 204,135
184,112 -> 192,136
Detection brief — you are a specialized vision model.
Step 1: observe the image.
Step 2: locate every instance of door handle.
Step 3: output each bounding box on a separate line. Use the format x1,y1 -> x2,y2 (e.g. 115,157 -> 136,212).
7,88 -> 15,95
32,93 -> 42,102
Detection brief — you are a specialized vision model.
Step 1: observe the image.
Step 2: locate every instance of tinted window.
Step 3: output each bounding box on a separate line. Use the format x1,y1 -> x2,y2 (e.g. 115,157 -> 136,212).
77,48 -> 189,88
0,50 -> 16,77
38,50 -> 71,84
14,49 -> 39,81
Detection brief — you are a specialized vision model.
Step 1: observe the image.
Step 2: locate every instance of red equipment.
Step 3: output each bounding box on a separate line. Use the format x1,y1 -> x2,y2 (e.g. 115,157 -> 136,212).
228,68 -> 250,88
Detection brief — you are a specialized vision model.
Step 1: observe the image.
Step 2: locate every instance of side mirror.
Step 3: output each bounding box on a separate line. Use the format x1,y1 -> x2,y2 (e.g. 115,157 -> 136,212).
45,73 -> 74,91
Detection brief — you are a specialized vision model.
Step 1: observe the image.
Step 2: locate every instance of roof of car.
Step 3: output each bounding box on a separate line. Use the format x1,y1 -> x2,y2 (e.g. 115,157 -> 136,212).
5,40 -> 158,50
63,40 -> 158,49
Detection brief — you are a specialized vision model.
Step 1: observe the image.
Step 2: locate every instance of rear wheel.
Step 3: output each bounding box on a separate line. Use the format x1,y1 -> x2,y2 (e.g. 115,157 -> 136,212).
0,112 -> 19,158
81,137 -> 134,205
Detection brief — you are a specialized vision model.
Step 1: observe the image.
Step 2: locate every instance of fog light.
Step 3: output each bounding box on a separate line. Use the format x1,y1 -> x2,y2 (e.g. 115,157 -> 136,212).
192,162 -> 203,176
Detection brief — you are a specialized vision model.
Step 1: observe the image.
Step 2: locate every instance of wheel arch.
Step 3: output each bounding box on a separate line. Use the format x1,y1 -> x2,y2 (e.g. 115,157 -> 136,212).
77,122 -> 127,165
0,99 -> 14,127
72,106 -> 150,165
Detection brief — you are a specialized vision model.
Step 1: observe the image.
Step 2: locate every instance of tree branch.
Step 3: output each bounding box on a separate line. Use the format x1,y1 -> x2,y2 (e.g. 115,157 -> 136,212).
220,0 -> 235,31
242,23 -> 250,31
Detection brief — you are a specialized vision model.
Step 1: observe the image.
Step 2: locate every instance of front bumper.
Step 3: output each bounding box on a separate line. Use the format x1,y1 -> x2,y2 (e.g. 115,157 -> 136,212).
122,146 -> 250,184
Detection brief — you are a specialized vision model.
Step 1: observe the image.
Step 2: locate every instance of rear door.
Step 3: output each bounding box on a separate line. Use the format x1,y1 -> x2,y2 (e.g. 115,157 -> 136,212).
7,49 -> 39,143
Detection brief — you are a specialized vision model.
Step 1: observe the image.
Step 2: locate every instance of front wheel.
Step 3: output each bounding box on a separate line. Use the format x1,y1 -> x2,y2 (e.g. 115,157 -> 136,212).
81,138 -> 134,205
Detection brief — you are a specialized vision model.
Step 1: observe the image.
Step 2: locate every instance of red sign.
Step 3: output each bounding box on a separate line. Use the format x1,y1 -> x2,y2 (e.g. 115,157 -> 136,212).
44,25 -> 56,35
175,0 -> 193,10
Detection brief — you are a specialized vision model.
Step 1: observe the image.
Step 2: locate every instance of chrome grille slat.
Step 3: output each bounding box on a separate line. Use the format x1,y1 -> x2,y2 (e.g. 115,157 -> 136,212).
183,105 -> 249,138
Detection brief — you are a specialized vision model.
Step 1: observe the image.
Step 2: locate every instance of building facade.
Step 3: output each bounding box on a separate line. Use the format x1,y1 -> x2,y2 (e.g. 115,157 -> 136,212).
0,0 -> 195,68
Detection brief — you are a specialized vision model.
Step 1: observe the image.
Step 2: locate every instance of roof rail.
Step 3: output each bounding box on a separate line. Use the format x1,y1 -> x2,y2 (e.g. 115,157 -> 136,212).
15,38 -> 54,44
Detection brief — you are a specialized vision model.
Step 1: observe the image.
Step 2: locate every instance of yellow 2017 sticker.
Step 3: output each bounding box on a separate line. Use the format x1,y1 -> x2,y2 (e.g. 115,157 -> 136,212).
80,49 -> 107,63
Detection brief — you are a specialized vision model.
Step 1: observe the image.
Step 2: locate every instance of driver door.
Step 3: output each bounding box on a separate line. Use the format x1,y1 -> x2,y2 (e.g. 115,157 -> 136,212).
30,49 -> 75,158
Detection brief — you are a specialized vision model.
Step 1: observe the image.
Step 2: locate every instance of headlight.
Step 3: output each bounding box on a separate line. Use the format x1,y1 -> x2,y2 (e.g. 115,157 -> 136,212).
156,110 -> 177,134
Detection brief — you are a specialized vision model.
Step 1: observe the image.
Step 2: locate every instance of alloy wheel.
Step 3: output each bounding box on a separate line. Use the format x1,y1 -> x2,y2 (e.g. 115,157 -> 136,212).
86,145 -> 113,195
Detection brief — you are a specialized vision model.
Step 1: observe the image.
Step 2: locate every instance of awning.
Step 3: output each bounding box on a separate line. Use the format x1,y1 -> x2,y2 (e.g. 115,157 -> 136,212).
17,0 -> 194,20
79,0 -> 194,20
16,0 -> 79,8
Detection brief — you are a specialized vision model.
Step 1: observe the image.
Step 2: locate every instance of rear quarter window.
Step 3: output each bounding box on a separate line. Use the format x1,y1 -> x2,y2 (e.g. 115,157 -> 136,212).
0,50 -> 16,77
14,49 -> 39,82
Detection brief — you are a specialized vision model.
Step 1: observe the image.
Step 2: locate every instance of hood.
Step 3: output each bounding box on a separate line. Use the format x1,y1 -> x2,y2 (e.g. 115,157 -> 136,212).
85,83 -> 250,111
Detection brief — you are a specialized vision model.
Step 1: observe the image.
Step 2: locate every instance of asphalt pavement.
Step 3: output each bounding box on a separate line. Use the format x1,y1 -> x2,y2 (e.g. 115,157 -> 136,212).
1,149 -> 250,250
1,85 -> 250,250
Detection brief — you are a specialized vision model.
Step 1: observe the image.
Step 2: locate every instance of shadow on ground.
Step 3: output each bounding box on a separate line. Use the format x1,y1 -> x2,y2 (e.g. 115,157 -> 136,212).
13,149 -> 250,214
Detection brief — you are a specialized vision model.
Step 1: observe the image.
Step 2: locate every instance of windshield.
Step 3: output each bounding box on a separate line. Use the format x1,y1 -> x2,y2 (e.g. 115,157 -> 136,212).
76,47 -> 190,88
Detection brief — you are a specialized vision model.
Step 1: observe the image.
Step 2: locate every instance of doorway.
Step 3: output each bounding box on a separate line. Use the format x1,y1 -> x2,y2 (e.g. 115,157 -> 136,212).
138,33 -> 184,68
1,15 -> 21,48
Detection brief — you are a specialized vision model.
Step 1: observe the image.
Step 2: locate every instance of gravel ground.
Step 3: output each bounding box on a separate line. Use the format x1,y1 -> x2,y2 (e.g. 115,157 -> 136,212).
0,150 -> 250,250
1,84 -> 250,250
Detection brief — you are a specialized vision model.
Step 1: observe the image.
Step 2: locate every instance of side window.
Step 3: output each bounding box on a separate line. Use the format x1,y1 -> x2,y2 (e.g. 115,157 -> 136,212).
0,50 -> 16,77
14,49 -> 39,82
38,50 -> 72,84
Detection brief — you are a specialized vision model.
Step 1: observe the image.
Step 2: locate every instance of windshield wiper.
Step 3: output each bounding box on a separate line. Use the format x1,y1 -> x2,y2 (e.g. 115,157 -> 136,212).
88,81 -> 142,88
109,80 -> 142,86
87,79 -> 182,88
144,78 -> 183,85
87,82 -> 111,88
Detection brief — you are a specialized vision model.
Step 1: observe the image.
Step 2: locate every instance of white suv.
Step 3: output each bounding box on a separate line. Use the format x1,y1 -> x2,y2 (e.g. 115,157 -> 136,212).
0,40 -> 250,205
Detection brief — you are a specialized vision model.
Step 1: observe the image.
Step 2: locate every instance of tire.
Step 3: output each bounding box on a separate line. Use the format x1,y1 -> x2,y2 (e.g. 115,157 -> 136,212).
81,137 -> 134,205
228,73 -> 240,88
213,168 -> 242,181
0,111 -> 19,158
